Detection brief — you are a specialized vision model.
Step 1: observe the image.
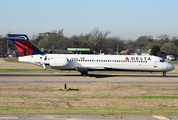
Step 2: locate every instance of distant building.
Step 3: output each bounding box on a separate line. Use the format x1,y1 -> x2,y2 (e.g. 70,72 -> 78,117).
120,49 -> 136,55
153,37 -> 166,40
43,49 -> 71,54
39,32 -> 51,37
120,49 -> 150,55
141,49 -> 151,56
157,51 -> 167,59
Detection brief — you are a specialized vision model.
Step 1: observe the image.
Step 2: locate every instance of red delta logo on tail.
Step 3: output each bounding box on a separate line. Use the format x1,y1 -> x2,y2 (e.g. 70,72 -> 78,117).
7,34 -> 44,56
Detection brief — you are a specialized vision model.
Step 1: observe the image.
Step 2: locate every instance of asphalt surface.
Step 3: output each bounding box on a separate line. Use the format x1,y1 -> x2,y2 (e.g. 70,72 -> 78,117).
0,115 -> 177,120
0,72 -> 178,84
0,72 -> 178,120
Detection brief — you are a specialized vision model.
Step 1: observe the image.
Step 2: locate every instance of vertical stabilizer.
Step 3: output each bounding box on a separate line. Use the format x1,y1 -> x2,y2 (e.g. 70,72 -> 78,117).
7,34 -> 44,56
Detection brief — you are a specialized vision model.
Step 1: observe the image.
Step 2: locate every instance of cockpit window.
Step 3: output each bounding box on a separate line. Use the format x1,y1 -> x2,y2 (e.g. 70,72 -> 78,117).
160,59 -> 165,62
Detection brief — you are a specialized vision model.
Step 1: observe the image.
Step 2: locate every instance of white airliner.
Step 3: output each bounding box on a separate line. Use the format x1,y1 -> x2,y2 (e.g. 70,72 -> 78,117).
7,34 -> 175,76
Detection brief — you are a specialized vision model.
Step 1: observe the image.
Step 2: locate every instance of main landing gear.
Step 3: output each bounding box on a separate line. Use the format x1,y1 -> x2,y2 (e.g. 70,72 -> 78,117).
81,70 -> 88,76
76,68 -> 88,76
163,72 -> 166,77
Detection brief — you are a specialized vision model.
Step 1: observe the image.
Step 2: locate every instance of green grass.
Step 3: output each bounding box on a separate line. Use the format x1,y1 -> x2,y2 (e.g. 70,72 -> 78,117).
0,106 -> 178,115
0,69 -> 55,73
85,96 -> 178,99
0,69 -> 77,73
3,57 -> 18,62
122,96 -> 178,99
168,61 -> 178,65
1,95 -> 178,99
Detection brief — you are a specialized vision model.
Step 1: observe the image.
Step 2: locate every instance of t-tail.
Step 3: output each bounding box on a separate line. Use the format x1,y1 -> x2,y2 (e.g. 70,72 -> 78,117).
7,34 -> 44,56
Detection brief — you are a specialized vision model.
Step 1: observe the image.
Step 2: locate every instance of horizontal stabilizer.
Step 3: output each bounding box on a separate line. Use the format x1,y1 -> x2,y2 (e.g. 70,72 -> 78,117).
7,34 -> 29,41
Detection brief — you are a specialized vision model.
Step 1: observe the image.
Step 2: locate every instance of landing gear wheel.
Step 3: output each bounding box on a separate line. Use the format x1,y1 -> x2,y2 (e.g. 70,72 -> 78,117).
81,71 -> 88,76
76,68 -> 88,76
163,72 -> 166,77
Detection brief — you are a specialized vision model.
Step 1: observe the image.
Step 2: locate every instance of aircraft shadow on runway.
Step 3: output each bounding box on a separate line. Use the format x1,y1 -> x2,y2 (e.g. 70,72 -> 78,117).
88,74 -> 178,78
0,73 -> 178,78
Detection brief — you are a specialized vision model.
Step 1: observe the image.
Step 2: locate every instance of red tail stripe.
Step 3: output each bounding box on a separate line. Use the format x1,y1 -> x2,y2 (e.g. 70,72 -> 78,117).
15,41 -> 32,49
14,41 -> 34,56
15,45 -> 24,56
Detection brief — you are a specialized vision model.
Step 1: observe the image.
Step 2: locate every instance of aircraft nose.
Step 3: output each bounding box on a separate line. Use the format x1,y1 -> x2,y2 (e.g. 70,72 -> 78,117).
168,63 -> 175,71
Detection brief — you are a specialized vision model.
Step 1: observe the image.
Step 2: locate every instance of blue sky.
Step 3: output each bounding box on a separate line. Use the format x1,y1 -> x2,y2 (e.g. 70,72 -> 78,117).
0,0 -> 178,40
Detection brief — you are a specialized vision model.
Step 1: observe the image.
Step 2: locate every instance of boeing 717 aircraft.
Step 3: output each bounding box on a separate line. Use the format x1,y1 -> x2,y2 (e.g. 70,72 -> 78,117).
7,34 -> 175,76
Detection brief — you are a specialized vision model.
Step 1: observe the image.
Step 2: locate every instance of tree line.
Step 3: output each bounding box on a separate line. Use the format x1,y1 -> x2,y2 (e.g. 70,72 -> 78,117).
32,28 -> 178,55
0,28 -> 178,56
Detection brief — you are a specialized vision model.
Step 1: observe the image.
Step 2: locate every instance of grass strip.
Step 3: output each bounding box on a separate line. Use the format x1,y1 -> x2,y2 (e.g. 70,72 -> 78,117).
169,61 -> 178,65
122,96 -> 178,99
3,58 -> 19,62
0,106 -> 178,115
1,95 -> 178,99
0,69 -> 76,73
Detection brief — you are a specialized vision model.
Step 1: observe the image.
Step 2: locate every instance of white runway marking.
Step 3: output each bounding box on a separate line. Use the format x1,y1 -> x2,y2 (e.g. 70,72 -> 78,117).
0,117 -> 18,119
152,115 -> 169,120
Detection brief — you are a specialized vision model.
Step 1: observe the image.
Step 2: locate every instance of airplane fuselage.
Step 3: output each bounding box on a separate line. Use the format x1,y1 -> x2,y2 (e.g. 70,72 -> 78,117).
19,54 -> 175,74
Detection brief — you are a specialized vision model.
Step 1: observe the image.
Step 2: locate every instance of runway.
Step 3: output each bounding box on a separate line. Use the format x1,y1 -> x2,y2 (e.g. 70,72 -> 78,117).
0,115 -> 176,120
0,72 -> 178,84
0,72 -> 178,120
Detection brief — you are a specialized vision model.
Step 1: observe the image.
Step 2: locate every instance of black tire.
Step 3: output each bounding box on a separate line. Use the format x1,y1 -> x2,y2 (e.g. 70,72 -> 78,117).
81,71 -> 88,76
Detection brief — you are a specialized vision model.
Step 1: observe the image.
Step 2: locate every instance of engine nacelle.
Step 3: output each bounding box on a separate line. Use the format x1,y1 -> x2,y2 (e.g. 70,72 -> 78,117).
50,57 -> 68,67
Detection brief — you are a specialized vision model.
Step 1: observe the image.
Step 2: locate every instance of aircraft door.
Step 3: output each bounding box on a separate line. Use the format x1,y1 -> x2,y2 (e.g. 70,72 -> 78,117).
154,61 -> 158,68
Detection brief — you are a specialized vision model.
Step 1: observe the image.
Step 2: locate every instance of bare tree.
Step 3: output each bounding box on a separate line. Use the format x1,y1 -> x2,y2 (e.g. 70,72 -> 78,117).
89,28 -> 111,52
156,34 -> 170,44
172,36 -> 178,41
58,29 -> 64,36
158,34 -> 170,40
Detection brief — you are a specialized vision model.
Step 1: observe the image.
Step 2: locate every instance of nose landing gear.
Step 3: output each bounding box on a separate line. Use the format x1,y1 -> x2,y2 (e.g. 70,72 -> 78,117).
163,72 -> 166,77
